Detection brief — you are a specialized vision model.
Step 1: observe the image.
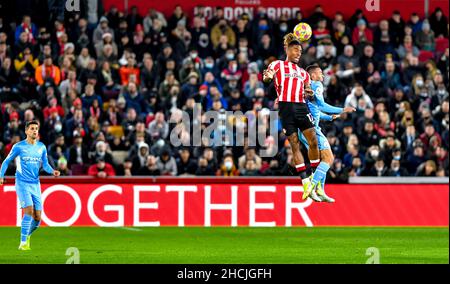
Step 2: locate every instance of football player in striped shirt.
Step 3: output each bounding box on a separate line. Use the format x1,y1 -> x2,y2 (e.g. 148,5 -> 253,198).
263,33 -> 320,199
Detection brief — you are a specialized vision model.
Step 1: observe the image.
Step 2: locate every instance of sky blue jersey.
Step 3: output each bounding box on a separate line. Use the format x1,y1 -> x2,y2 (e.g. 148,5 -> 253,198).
308,81 -> 344,128
0,140 -> 54,184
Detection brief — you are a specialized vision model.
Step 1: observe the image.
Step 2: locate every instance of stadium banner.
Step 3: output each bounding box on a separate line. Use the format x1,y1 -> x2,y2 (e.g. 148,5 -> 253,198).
104,0 -> 448,22
0,179 -> 448,227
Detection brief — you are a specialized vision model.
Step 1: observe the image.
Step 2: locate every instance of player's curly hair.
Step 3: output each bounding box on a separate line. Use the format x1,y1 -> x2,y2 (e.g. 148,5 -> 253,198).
283,33 -> 302,48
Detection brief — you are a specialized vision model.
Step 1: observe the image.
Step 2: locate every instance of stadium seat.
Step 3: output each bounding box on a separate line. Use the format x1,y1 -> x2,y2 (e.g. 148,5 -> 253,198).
70,164 -> 86,175
418,50 -> 435,62
112,150 -> 129,165
435,37 -> 449,55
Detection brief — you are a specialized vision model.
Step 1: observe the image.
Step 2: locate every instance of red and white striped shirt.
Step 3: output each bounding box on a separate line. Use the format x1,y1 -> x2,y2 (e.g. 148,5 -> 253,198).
268,60 -> 310,104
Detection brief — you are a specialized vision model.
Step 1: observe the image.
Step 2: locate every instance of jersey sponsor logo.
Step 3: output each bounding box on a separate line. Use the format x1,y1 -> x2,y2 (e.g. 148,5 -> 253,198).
21,157 -> 42,162
284,73 -> 305,80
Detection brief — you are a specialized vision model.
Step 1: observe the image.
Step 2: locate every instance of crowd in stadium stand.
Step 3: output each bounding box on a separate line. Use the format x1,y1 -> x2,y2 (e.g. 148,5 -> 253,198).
0,2 -> 448,179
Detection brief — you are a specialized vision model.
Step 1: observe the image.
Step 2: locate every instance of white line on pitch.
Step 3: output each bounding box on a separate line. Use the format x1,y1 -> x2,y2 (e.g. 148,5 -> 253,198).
116,227 -> 143,232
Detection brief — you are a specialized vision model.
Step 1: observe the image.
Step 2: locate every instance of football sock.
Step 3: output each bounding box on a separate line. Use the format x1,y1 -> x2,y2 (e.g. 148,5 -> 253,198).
29,219 -> 41,236
310,159 -> 320,170
311,162 -> 330,186
20,214 -> 33,243
296,163 -> 310,182
320,173 -> 327,190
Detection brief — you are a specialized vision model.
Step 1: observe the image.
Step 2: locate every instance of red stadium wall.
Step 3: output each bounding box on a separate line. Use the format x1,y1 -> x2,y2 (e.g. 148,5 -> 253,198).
104,0 -> 449,22
0,178 -> 448,227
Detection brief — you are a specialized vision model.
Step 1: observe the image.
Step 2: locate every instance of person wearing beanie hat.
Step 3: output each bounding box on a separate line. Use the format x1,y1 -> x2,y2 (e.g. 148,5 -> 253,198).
415,19 -> 435,51
93,15 -> 114,46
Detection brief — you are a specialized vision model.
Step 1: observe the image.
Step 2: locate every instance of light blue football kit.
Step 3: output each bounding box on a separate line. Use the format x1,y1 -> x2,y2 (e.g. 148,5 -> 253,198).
298,80 -> 343,151
0,140 -> 54,245
299,80 -> 343,199
0,140 -> 54,210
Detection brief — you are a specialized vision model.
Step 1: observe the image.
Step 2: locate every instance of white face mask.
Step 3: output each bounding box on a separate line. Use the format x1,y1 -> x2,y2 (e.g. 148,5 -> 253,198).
226,53 -> 234,60
392,166 -> 400,171
224,161 -> 233,170
55,124 -> 62,132
416,79 -> 424,87
190,52 -> 198,59
370,149 -> 379,157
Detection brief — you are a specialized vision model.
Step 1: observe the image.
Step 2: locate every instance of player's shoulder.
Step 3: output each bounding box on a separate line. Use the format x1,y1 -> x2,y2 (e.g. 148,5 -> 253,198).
37,141 -> 47,148
268,59 -> 282,68
13,140 -> 25,148
311,81 -> 324,88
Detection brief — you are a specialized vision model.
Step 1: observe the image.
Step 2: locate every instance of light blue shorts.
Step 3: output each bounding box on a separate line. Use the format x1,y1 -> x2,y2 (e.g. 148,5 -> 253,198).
299,128 -> 331,151
15,180 -> 42,210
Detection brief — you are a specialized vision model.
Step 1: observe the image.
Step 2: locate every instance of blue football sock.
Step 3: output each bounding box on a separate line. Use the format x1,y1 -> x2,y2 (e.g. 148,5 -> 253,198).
29,219 -> 41,236
311,162 -> 330,186
21,214 -> 33,243
321,173 -> 327,191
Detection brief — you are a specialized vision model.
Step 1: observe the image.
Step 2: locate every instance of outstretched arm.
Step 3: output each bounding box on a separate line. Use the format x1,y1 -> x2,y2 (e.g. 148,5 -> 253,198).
41,147 -> 55,175
320,112 -> 333,121
315,88 -> 344,114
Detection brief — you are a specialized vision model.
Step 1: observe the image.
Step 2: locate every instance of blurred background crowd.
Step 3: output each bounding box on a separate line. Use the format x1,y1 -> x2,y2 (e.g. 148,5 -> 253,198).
0,1 -> 448,180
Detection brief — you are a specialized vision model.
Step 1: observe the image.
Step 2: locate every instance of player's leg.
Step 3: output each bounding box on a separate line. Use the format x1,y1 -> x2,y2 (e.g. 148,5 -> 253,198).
287,132 -> 310,185
310,130 -> 331,187
279,102 -> 311,188
301,127 -> 320,169
316,149 -> 335,203
299,127 -> 320,199
297,132 -> 321,202
16,181 -> 34,250
29,209 -> 41,236
29,184 -> 42,236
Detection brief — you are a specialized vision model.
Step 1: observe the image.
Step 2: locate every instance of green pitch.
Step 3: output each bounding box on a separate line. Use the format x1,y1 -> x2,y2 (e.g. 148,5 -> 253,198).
0,227 -> 448,264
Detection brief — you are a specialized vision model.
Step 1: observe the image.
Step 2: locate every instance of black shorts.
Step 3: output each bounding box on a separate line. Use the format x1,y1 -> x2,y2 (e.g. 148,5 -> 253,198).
278,102 -> 314,136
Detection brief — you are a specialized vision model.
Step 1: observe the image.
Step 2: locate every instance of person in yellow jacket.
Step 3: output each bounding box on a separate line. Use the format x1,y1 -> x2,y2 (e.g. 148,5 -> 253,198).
14,48 -> 39,73
210,19 -> 236,49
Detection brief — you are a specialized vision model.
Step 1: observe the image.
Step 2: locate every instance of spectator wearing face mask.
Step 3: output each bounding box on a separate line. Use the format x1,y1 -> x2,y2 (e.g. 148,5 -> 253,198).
387,158 -> 409,176
216,152 -> 240,176
369,158 -> 388,176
